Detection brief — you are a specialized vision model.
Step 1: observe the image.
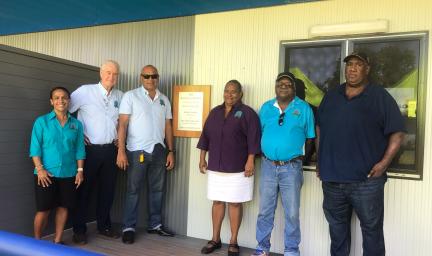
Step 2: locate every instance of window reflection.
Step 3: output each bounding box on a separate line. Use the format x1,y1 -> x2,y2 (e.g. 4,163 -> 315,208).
354,40 -> 420,171
284,45 -> 341,166
281,35 -> 424,177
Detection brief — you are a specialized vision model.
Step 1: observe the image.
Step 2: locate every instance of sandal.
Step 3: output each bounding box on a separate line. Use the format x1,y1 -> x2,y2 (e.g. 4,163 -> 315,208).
201,240 -> 222,254
227,243 -> 240,256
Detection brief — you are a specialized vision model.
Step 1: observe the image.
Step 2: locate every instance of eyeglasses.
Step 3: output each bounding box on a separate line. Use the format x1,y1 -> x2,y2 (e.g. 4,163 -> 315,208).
276,82 -> 294,89
141,74 -> 159,79
278,112 -> 285,126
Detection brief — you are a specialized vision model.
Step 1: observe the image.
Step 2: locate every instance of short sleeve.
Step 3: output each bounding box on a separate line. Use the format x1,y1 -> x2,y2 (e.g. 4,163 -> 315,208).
119,92 -> 133,115
382,91 -> 406,135
29,117 -> 43,157
258,104 -> 267,131
304,104 -> 316,139
75,121 -> 86,160
245,108 -> 261,155
316,93 -> 328,127
69,86 -> 86,113
165,96 -> 173,119
118,90 -> 124,101
197,110 -> 213,151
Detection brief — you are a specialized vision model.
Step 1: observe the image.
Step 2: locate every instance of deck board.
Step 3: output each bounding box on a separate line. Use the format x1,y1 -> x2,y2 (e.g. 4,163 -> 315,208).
43,224 -> 282,256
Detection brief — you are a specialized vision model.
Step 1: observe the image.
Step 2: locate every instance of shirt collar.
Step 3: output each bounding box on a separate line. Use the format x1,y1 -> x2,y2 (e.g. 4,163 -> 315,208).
217,101 -> 243,116
272,96 -> 300,113
140,86 -> 160,100
98,82 -> 111,97
338,83 -> 371,97
221,101 -> 243,110
48,110 -> 71,120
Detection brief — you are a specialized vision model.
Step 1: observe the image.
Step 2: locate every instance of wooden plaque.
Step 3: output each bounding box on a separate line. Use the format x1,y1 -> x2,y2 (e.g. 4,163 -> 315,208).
172,85 -> 211,138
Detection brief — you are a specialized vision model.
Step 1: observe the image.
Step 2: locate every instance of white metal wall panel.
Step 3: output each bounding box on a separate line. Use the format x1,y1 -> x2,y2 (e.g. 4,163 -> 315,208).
0,16 -> 195,235
189,0 -> 432,255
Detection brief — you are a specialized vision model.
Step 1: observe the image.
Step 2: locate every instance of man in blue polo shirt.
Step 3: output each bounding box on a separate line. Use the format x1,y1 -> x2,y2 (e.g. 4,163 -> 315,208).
252,72 -> 315,256
316,52 -> 405,256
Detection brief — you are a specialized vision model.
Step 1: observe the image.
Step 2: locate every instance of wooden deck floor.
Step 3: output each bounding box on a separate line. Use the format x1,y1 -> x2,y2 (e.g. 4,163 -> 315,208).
44,225 -> 277,256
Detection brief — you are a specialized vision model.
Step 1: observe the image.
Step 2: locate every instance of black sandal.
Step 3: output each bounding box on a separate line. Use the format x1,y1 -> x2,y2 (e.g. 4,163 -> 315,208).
227,243 -> 240,256
201,240 -> 222,254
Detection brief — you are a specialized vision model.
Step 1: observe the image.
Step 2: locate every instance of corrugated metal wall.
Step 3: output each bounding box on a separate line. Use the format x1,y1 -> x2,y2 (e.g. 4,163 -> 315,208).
188,0 -> 432,255
0,16 -> 195,235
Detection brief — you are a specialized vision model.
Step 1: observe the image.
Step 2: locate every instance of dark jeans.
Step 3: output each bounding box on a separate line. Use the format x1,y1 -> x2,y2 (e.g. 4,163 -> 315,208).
122,144 -> 167,232
73,144 -> 118,234
322,176 -> 386,256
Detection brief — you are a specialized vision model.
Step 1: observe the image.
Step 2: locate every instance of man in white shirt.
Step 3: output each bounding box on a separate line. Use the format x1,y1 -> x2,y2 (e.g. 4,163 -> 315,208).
117,65 -> 175,244
69,60 -> 123,244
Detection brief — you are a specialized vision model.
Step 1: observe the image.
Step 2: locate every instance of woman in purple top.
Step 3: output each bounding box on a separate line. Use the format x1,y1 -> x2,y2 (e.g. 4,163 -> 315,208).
197,80 -> 261,256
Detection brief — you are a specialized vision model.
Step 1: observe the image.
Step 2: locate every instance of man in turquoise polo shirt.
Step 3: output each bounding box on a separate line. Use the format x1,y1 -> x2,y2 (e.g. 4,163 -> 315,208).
252,72 -> 315,256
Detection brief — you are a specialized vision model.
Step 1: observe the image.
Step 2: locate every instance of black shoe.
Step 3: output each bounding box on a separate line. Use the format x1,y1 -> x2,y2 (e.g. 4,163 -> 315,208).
227,243 -> 240,256
201,240 -> 222,254
98,228 -> 120,239
122,231 -> 135,244
72,233 -> 87,245
147,226 -> 174,237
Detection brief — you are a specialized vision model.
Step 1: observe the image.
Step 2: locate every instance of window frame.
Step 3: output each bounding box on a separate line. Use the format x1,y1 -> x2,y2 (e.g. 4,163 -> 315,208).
279,32 -> 428,180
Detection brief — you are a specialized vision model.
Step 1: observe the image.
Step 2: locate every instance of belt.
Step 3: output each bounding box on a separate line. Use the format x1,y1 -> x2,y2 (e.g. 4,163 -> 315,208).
263,155 -> 303,166
87,143 -> 114,148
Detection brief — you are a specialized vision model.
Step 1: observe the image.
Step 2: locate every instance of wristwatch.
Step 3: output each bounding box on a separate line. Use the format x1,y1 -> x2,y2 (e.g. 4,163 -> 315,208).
168,149 -> 176,153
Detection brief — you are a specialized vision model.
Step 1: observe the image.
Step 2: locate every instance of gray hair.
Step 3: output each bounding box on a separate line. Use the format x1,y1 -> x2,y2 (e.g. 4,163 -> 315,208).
101,60 -> 120,72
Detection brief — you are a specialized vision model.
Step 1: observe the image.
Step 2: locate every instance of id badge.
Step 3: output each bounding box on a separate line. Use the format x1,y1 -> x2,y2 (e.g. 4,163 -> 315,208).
139,152 -> 145,163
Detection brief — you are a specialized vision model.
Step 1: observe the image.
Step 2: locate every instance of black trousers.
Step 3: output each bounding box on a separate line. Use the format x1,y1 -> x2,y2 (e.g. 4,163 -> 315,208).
73,144 -> 118,234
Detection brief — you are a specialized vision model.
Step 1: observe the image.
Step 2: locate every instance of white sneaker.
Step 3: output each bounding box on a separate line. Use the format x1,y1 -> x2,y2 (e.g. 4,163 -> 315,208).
251,249 -> 268,256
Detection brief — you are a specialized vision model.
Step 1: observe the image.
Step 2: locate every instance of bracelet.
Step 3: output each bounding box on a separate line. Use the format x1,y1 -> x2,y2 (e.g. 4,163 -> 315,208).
77,168 -> 84,172
168,149 -> 176,153
35,164 -> 43,170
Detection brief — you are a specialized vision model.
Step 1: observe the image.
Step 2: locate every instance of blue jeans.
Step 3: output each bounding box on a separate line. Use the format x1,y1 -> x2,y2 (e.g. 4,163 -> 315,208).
322,176 -> 386,256
122,144 -> 167,232
255,158 -> 303,256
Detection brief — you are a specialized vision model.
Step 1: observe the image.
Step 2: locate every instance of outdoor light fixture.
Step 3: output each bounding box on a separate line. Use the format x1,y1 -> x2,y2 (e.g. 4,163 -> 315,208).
309,19 -> 389,38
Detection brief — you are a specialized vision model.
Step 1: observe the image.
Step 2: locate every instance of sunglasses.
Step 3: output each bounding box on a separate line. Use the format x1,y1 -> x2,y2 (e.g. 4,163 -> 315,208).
141,74 -> 159,79
278,112 -> 285,126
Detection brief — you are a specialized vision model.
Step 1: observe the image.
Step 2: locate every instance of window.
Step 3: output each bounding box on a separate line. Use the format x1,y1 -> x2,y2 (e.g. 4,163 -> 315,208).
280,33 -> 428,179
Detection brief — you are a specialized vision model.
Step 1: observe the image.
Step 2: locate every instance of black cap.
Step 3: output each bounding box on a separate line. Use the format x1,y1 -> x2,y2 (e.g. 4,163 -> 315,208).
343,52 -> 370,65
276,71 -> 296,84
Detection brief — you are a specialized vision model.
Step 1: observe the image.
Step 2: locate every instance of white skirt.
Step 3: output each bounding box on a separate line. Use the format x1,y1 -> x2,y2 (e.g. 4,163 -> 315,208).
207,170 -> 254,203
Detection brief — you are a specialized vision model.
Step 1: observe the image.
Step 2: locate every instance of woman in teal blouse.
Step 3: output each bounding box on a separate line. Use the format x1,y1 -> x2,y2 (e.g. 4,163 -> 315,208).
29,87 -> 86,244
